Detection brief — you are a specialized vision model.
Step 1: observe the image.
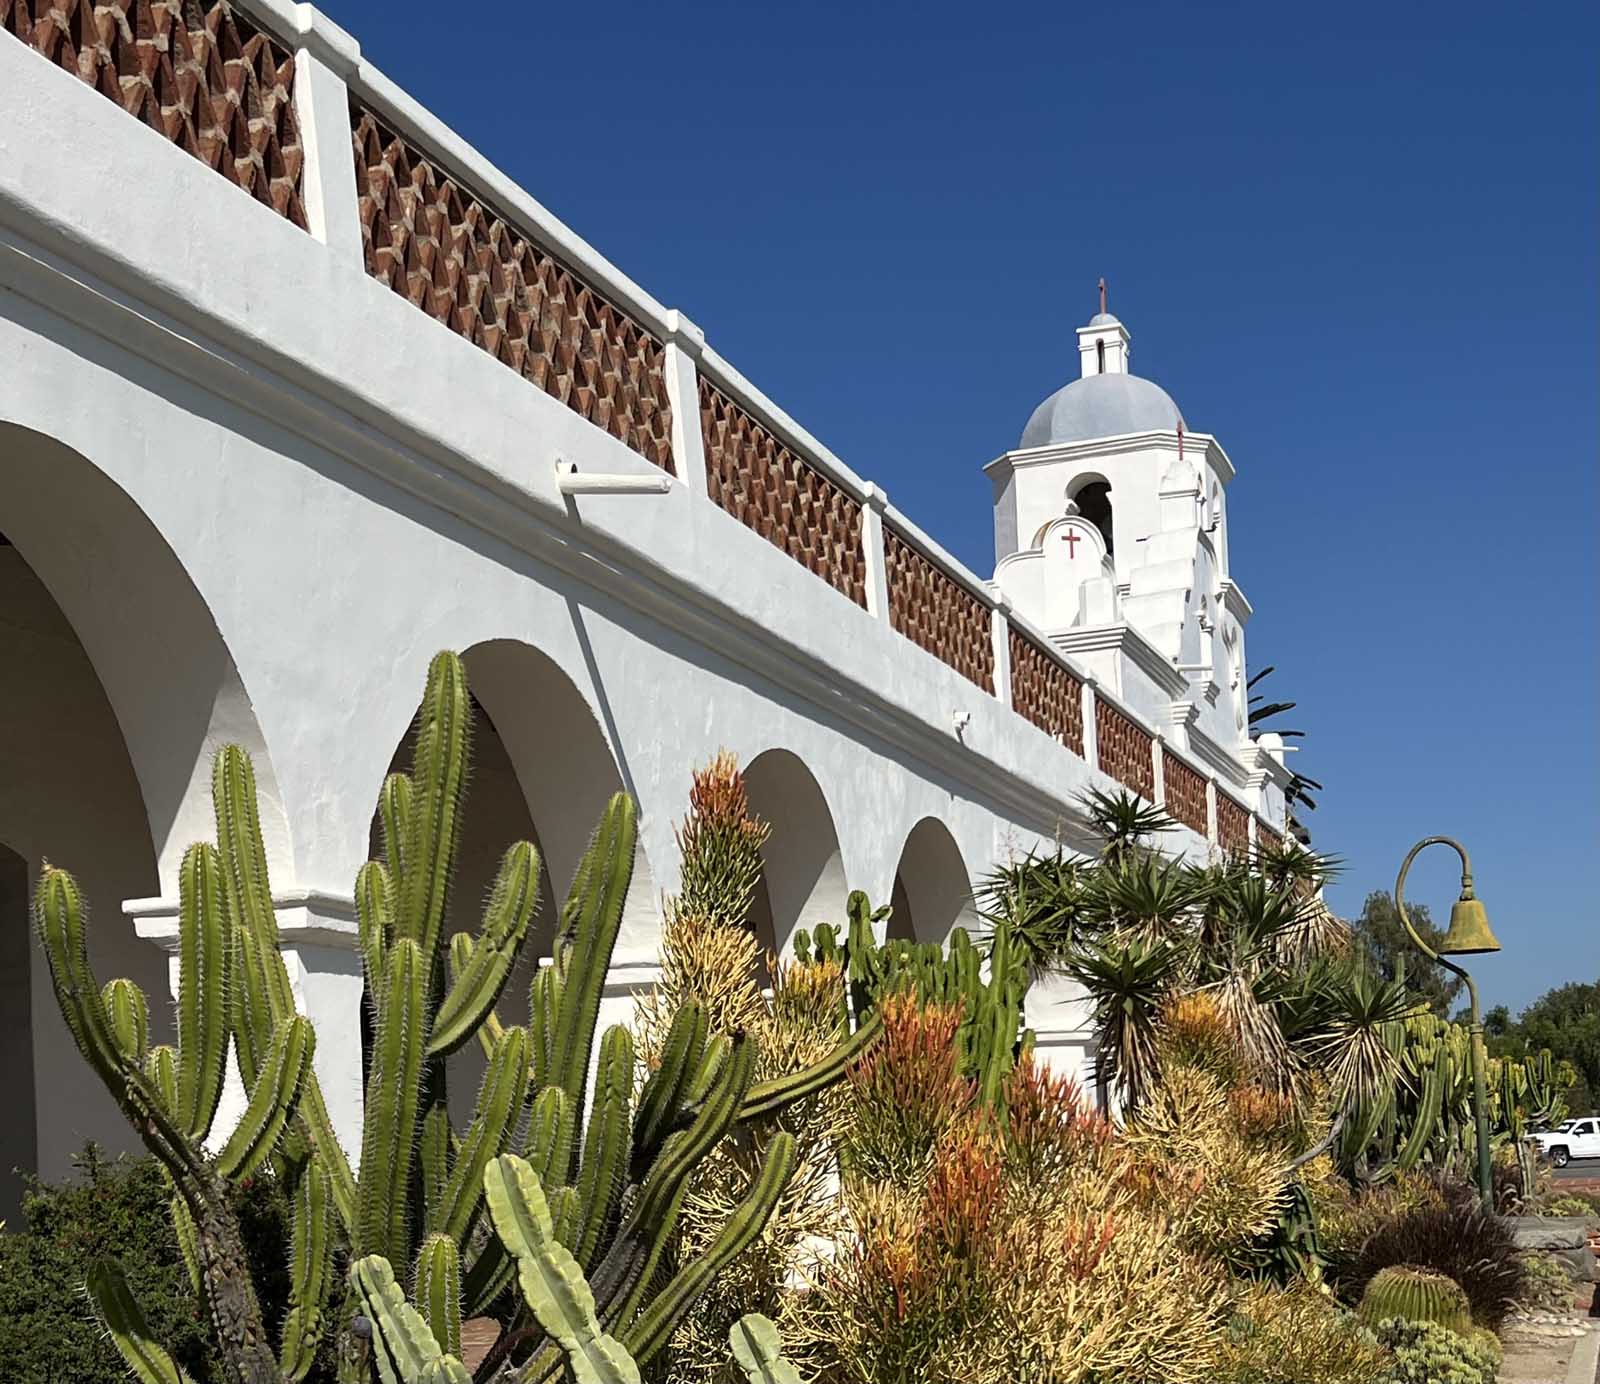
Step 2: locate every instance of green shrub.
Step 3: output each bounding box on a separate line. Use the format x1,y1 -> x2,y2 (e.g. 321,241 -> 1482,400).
1542,1194 -> 1599,1218
1212,1282 -> 1387,1384
1342,1198 -> 1524,1330
1514,1251 -> 1577,1311
0,1145 -> 334,1384
1373,1317 -> 1500,1384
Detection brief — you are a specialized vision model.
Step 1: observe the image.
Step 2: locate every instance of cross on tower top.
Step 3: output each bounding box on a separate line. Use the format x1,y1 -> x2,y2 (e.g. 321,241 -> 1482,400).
1098,276 -> 1107,316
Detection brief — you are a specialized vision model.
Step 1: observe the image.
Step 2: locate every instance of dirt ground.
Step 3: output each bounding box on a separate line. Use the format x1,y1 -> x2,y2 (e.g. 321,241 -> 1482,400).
1499,1285 -> 1599,1384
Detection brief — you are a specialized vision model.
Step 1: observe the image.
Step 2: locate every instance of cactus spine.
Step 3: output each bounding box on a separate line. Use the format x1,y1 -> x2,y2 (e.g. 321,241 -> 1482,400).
1358,1266 -> 1473,1336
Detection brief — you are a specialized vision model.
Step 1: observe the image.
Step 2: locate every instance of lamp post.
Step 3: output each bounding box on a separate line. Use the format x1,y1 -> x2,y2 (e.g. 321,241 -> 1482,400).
1394,835 -> 1501,1213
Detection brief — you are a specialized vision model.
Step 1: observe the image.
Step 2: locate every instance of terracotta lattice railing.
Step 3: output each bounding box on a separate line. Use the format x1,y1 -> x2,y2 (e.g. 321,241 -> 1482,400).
1163,747 -> 1208,838
1095,697 -> 1155,800
1257,822 -> 1285,856
698,378 -> 867,607
1217,791 -> 1251,856
1008,626 -> 1083,754
349,108 -> 674,472
2,0 -> 306,227
884,528 -> 995,693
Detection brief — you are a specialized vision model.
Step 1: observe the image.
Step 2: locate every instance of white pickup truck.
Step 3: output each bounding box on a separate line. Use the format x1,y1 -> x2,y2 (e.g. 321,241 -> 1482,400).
1529,1117 -> 1600,1168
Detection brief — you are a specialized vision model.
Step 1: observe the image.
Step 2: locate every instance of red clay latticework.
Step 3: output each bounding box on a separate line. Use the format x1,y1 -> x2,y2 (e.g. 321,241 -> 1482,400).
1257,823 -> 1284,856
1217,792 -> 1251,856
1008,626 -> 1083,754
351,109 -> 674,472
885,528 -> 994,693
1095,698 -> 1155,800
1163,748 -> 1208,837
698,379 -> 866,607
2,0 -> 306,227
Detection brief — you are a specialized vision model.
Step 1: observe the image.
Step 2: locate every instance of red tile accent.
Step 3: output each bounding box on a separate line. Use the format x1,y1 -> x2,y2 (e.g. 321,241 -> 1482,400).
1008,626 -> 1083,754
2,0 -> 307,228
350,108 -> 674,471
699,378 -> 866,606
1163,748 -> 1208,837
884,527 -> 994,692
1095,697 -> 1155,799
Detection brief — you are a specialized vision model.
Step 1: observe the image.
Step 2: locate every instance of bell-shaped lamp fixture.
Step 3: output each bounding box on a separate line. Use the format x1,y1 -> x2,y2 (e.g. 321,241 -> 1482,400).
1440,889 -> 1501,955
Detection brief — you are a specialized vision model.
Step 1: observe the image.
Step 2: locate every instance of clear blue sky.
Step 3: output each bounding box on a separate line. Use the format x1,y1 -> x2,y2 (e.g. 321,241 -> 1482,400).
323,0 -> 1597,1015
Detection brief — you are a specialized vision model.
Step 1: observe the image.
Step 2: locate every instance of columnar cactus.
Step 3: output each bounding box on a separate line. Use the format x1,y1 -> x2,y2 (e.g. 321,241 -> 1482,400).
795,887 -> 1033,1102
38,650 -> 872,1384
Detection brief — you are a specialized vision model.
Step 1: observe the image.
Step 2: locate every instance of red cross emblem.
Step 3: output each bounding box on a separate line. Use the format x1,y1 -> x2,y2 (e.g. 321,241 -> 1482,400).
1061,529 -> 1080,556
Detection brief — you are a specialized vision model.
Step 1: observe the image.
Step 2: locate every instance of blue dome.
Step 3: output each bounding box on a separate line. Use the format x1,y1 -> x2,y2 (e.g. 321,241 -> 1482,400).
1020,372 -> 1184,449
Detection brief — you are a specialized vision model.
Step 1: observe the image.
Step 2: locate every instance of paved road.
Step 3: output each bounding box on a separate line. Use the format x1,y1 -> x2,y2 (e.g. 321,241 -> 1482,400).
1553,1160 -> 1600,1183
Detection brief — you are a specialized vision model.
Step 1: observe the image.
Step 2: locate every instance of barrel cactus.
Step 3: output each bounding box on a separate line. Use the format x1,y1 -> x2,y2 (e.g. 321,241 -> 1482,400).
1358,1266 -> 1473,1336
37,650 -> 875,1384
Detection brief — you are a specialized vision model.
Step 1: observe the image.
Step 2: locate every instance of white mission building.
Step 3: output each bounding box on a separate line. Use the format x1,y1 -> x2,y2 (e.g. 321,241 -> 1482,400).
0,1 -> 1293,1220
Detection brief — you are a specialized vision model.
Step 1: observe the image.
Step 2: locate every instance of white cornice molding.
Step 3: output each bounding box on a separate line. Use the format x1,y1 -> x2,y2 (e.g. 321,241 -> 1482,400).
1185,721 -> 1252,789
1048,623 -> 1191,699
1240,740 -> 1296,792
1220,578 -> 1254,624
985,430 -> 1235,485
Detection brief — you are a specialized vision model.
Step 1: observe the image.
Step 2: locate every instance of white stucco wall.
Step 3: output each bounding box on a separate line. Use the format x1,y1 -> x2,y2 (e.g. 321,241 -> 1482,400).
0,16 -> 1291,1181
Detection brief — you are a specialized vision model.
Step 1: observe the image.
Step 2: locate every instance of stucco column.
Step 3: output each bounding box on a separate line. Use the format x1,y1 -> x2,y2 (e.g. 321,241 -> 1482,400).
1205,775 -> 1219,846
1026,971 -> 1098,1091
989,590 -> 1013,708
128,890 -> 366,1168
861,484 -> 891,622
662,311 -> 709,496
593,952 -> 662,1091
1081,676 -> 1101,774
290,7 -> 365,269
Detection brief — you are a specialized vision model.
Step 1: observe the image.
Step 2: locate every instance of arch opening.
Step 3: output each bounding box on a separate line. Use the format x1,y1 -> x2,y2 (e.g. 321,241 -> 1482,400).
888,818 -> 978,945
0,426 -> 290,1205
741,749 -> 847,964
362,639 -> 660,1122
1070,479 -> 1115,557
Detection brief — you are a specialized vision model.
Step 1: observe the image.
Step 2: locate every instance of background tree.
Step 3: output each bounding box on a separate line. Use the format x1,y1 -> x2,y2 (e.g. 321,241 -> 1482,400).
1350,890 -> 1463,1017
1479,980 -> 1600,1116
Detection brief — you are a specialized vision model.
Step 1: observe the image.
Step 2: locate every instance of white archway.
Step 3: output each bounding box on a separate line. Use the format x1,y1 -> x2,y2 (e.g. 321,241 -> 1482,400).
742,748 -> 847,960
360,639 -> 663,1122
0,424 -> 293,890
889,817 -> 979,944
0,428 -> 291,1201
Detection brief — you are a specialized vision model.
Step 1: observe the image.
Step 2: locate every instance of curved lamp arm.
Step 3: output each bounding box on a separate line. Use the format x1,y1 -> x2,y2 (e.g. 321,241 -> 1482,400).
1394,834 -> 1479,1022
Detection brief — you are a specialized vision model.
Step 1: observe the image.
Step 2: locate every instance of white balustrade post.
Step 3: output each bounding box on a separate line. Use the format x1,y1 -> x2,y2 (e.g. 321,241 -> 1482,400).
1081,676 -> 1100,774
990,591 -> 1013,707
289,7 -> 365,268
861,484 -> 892,623
1151,730 -> 1166,809
1205,775 -> 1219,846
662,310 -> 708,496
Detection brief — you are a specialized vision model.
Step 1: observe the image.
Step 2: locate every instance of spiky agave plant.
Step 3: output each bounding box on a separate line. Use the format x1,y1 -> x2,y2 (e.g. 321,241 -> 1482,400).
37,652 -> 877,1384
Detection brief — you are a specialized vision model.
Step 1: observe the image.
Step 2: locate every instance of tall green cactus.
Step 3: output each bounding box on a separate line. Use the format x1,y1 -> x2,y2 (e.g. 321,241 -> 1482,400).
38,649 -> 872,1384
796,887 -> 1032,1101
